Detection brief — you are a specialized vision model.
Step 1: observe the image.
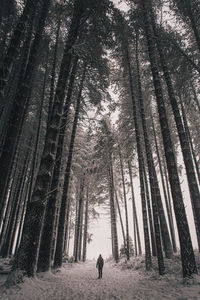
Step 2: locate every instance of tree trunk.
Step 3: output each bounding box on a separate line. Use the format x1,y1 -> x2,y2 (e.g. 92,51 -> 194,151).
127,160 -> 142,256
141,0 -> 197,278
74,175 -> 85,262
135,30 -> 173,262
78,191 -> 84,262
124,38 -> 152,271
114,188 -> 126,249
37,57 -> 79,272
179,96 -> 200,185
108,156 -> 119,263
47,15 -> 61,124
13,0 -> 83,277
142,162 -> 157,257
63,195 -> 72,255
0,0 -> 50,213
118,145 -> 130,260
151,113 -> 177,253
0,148 -> 21,249
54,64 -> 86,268
82,187 -> 89,262
1,149 -> 31,257
190,80 -> 200,113
12,169 -> 32,256
73,191 -> 79,258
0,9 -> 35,151
150,5 -> 200,249
7,169 -> 30,257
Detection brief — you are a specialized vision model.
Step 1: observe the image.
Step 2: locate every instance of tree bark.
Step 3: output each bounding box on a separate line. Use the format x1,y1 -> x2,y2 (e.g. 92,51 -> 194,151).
108,156 -> 119,263
47,15 -> 61,124
124,37 -> 152,271
135,29 -> 173,262
151,113 -> 177,253
0,0 -> 50,213
37,56 -> 79,272
82,186 -> 89,262
74,175 -> 85,262
13,0 -> 83,277
141,0 -> 197,278
150,5 -> 200,249
118,145 -> 130,260
54,63 -> 86,268
114,188 -> 126,250
179,96 -> 200,185
127,160 -> 142,256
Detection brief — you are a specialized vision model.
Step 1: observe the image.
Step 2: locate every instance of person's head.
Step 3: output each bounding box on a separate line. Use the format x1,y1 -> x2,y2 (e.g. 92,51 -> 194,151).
99,254 -> 102,257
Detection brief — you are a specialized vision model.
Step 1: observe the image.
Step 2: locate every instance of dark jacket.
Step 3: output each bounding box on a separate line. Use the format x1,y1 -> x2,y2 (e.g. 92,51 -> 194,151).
96,256 -> 104,268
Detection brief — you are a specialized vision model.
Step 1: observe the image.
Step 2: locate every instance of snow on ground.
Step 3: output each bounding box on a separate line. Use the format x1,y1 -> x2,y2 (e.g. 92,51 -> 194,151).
0,254 -> 200,300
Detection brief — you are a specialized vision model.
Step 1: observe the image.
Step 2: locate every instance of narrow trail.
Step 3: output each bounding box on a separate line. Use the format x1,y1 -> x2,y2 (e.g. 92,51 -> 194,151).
1,261 -> 199,299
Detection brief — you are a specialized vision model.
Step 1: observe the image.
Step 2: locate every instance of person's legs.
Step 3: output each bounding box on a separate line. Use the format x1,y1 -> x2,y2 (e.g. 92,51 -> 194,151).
98,267 -> 101,278
100,267 -> 102,278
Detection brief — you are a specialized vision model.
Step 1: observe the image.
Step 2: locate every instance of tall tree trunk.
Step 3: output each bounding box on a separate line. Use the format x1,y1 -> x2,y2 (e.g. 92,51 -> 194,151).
135,30 -> 173,262
123,37 -> 152,271
114,189 -> 126,249
13,0 -> 84,277
141,0 -> 197,278
0,148 -> 21,248
1,149 -> 31,257
66,213 -> 72,257
63,195 -> 72,255
73,193 -> 79,258
12,174 -> 31,256
142,160 -> 165,275
0,0 -> 50,212
47,15 -> 61,124
150,5 -> 200,249
7,169 -> 30,257
178,97 -> 200,250
127,160 -> 142,256
0,9 -> 35,151
54,64 -> 87,268
27,55 -> 49,205
118,145 -> 130,260
151,113 -> 177,253
142,162 -> 157,257
78,192 -> 84,261
37,56 -> 79,272
163,158 -> 175,235
74,175 -> 85,263
108,156 -> 119,263
190,80 -> 200,113
0,171 -> 21,255
179,96 -> 200,185
82,186 -> 89,262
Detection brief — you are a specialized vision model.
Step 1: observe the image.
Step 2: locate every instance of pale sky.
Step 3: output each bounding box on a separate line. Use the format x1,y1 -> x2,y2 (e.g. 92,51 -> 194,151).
112,0 -> 129,12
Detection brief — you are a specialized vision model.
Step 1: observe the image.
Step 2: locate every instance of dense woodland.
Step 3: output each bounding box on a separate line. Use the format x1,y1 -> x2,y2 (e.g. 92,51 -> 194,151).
0,0 -> 199,284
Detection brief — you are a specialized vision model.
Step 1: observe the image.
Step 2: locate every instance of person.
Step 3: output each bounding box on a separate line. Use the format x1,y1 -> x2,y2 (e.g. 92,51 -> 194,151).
96,254 -> 104,279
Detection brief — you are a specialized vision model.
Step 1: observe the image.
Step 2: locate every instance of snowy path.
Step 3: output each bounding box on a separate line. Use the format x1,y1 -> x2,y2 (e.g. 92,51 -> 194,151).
0,260 -> 200,299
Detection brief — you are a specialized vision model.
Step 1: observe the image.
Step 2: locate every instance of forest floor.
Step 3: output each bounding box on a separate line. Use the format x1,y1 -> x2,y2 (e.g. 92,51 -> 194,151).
0,254 -> 200,300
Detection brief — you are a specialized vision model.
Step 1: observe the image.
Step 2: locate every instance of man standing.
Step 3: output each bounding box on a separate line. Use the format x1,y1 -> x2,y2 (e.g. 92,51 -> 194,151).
96,254 -> 104,279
